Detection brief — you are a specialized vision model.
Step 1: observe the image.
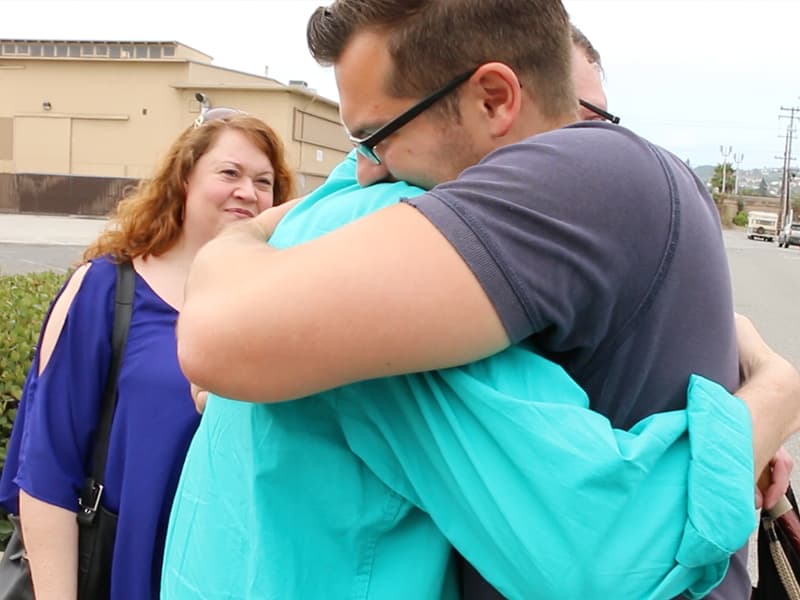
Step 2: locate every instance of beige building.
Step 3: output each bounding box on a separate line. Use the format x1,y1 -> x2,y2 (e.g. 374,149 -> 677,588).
0,39 -> 350,215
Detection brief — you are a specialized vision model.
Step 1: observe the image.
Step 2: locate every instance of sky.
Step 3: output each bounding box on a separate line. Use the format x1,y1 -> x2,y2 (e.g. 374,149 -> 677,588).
3,0 -> 799,170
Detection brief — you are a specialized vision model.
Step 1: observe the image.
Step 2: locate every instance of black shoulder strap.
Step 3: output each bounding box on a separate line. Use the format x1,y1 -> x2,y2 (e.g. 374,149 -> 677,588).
77,261 -> 135,525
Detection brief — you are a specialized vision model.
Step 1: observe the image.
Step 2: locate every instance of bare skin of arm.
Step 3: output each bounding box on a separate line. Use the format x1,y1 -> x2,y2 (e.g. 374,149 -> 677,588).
178,203 -> 507,402
734,313 -> 800,499
178,206 -> 800,489
19,491 -> 78,600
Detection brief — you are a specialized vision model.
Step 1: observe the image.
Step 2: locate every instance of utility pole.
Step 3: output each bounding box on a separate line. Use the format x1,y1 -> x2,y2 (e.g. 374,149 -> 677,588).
719,145 -> 732,196
777,128 -> 792,228
778,106 -> 800,229
732,152 -> 744,195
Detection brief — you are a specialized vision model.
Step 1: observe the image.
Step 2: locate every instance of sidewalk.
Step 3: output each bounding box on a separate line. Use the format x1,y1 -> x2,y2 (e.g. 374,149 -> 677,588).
0,213 -> 108,246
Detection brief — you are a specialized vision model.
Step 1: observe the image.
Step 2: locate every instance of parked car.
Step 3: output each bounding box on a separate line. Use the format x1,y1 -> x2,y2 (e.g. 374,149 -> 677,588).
778,222 -> 800,248
745,211 -> 779,242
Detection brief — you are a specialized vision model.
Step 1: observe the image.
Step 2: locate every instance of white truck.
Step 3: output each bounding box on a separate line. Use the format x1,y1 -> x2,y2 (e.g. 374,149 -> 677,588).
745,211 -> 779,242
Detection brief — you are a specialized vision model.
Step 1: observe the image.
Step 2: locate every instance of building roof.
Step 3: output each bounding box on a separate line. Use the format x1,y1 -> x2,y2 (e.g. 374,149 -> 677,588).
0,38 -> 339,108
0,39 -> 212,62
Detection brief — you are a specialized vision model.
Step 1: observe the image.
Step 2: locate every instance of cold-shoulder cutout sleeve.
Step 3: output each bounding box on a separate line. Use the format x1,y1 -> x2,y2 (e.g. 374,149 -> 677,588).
15,258 -> 117,511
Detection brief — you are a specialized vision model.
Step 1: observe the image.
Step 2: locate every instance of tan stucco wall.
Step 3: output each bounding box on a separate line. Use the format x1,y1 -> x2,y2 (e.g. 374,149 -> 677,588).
0,58 -> 193,177
15,116 -> 72,173
0,51 -> 348,200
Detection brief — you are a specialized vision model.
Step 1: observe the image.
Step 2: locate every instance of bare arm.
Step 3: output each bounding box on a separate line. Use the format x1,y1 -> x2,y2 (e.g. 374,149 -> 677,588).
19,491 -> 78,600
178,202 -> 507,401
15,265 -> 90,599
734,313 -> 800,483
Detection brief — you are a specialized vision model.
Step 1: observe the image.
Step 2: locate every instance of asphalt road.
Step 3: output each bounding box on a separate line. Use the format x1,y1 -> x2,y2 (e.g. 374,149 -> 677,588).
725,229 -> 800,367
726,229 -> 800,479
0,243 -> 84,276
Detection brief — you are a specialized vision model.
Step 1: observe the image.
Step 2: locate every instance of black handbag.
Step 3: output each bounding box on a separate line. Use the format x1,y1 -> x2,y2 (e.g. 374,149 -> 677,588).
76,260 -> 134,600
751,484 -> 800,600
0,515 -> 34,600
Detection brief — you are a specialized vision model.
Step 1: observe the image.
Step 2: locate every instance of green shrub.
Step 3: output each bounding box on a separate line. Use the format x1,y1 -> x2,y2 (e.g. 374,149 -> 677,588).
0,270 -> 67,544
733,211 -> 748,227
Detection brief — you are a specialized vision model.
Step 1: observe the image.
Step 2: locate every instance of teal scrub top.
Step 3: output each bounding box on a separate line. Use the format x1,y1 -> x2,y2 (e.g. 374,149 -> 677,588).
161,152 -> 755,600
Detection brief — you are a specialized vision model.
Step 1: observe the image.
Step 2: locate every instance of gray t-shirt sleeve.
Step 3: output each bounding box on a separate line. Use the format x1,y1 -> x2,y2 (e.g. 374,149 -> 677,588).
401,124 -> 673,350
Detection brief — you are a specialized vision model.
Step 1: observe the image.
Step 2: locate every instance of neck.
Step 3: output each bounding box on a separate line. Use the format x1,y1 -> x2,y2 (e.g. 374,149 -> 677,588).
159,232 -> 204,272
518,107 -> 578,141
132,231 -> 206,311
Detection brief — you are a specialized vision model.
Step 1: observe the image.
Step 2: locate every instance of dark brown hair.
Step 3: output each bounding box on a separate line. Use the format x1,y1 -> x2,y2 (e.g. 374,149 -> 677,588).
570,24 -> 602,70
307,0 -> 574,120
83,114 -> 295,261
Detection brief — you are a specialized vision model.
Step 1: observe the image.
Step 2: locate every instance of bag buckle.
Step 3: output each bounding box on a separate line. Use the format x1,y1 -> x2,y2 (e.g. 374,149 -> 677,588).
78,480 -> 103,523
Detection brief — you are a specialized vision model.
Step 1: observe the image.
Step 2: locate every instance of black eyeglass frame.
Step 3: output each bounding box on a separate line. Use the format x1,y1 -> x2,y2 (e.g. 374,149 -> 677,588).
578,99 -> 620,124
349,67 -> 479,165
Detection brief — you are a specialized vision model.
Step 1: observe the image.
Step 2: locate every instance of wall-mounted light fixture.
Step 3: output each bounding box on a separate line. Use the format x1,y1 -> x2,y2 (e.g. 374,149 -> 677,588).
42,100 -> 52,111
194,92 -> 210,113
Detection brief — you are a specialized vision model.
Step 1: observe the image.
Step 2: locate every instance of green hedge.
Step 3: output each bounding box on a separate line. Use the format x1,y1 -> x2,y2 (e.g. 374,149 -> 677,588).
0,270 -> 67,544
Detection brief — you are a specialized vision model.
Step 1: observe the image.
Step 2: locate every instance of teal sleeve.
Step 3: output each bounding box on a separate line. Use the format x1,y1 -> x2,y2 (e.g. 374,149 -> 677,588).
329,349 -> 756,600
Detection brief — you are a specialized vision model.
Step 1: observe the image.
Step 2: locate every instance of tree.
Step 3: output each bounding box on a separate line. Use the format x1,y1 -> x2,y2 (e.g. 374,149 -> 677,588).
710,162 -> 736,194
758,177 -> 769,196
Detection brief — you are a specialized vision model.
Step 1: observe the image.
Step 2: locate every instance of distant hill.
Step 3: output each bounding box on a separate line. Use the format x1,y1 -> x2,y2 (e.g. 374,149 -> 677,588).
693,165 -> 715,182
692,165 -> 783,193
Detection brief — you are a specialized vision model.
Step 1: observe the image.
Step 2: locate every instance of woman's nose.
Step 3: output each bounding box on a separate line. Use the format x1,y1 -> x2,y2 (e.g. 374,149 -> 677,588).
235,178 -> 258,202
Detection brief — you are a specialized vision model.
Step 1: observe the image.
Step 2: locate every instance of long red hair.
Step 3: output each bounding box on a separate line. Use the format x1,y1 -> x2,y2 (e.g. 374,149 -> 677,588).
84,114 -> 295,261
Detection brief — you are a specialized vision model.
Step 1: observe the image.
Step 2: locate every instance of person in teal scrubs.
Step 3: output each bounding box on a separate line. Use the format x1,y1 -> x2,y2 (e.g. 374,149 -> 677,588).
161,152 -> 755,600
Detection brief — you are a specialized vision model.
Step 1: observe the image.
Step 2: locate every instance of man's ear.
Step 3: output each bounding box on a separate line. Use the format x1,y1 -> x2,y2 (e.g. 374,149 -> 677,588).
469,62 -> 522,138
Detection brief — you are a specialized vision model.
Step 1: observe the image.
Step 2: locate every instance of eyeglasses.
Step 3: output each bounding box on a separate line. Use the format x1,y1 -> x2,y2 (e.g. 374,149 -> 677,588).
349,68 -> 478,165
578,99 -> 620,124
193,107 -> 245,129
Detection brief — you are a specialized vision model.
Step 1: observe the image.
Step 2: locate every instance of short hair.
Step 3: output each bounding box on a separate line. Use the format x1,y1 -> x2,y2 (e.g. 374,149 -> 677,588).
83,114 -> 295,262
570,24 -> 602,69
307,0 -> 574,120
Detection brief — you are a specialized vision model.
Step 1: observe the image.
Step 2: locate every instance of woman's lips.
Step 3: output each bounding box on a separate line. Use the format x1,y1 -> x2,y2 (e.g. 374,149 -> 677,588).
225,207 -> 255,218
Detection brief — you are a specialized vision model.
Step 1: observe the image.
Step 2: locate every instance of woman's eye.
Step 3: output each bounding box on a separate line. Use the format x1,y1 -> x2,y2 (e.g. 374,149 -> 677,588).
221,169 -> 238,177
255,179 -> 274,188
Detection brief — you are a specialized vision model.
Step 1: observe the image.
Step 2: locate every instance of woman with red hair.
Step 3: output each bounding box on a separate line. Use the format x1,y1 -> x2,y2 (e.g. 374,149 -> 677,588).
0,110 -> 295,599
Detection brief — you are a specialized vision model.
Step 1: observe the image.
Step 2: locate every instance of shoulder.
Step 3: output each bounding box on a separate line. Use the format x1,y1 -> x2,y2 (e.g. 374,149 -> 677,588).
490,122 -> 658,174
60,256 -> 118,311
276,157 -> 425,245
38,256 -> 117,374
425,123 -> 672,217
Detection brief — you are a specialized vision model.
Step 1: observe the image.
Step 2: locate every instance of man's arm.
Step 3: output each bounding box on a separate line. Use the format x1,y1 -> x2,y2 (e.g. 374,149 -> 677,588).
179,203 -> 800,466
734,313 -> 800,486
178,202 -> 508,401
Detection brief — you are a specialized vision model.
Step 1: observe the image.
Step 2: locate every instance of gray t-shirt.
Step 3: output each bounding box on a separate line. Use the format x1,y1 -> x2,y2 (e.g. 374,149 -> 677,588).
403,121 -> 746,600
